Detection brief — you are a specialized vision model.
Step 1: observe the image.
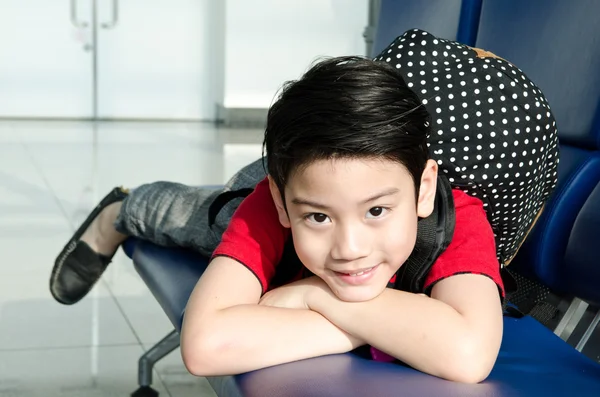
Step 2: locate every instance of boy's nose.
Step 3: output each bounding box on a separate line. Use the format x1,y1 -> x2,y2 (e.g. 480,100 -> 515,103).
330,224 -> 370,261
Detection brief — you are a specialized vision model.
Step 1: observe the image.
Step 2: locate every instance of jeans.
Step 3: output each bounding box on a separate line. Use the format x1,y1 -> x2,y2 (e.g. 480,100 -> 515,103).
114,158 -> 267,257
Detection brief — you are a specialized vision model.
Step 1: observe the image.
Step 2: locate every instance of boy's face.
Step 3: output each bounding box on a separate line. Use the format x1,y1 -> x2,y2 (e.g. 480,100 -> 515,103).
270,157 -> 438,302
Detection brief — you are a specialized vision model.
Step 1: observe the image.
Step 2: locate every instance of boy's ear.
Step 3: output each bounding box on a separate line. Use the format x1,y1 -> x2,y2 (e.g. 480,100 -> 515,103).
416,159 -> 438,218
268,176 -> 291,228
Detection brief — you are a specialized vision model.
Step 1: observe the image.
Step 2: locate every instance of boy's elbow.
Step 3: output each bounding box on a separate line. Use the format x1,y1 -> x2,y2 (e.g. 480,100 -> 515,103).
181,329 -> 226,377
181,335 -> 212,377
444,339 -> 498,384
446,362 -> 492,384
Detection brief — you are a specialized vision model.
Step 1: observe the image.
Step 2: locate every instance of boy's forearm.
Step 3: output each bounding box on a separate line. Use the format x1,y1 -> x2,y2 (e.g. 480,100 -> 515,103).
185,304 -> 363,376
309,289 -> 499,383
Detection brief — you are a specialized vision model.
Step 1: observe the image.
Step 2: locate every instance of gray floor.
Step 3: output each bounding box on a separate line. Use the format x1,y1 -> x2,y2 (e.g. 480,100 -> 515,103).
0,120 -> 264,397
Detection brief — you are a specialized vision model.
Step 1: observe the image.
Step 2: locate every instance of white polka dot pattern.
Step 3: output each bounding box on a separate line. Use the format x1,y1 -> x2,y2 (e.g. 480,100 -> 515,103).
375,29 -> 560,266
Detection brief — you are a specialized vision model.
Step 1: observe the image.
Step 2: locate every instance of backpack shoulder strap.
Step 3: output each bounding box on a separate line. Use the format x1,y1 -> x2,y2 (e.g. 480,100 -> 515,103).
394,175 -> 456,293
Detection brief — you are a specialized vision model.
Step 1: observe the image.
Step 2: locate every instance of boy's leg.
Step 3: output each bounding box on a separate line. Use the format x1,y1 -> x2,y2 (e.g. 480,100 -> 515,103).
116,158 -> 268,254
114,182 -> 223,257
50,158 -> 267,305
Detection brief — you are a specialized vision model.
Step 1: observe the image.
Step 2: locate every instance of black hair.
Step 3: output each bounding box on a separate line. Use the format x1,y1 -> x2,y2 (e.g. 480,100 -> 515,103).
263,56 -> 430,201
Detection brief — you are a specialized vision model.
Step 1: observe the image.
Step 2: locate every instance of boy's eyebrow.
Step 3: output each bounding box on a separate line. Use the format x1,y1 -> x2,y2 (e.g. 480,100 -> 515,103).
361,187 -> 401,204
291,188 -> 401,210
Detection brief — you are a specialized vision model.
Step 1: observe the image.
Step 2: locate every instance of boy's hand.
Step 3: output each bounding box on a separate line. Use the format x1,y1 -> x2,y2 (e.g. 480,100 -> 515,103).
259,276 -> 329,310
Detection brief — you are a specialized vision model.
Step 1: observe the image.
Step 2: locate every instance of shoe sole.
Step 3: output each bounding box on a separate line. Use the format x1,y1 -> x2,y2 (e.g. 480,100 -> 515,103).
50,186 -> 129,304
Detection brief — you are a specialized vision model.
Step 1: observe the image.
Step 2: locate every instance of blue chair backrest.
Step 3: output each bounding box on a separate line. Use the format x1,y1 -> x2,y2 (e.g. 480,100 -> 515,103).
475,0 -> 600,303
564,182 -> 600,304
372,0 -> 482,56
475,0 -> 600,142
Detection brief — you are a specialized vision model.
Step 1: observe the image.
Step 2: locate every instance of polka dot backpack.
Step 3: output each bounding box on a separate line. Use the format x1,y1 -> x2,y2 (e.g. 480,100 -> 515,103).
376,29 -> 560,292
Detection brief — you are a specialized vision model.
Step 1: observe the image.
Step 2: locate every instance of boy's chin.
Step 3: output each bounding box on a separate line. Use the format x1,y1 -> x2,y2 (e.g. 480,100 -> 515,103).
333,285 -> 387,303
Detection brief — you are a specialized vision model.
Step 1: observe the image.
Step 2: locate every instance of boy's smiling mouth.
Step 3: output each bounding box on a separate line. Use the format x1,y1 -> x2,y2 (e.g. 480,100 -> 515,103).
335,266 -> 376,276
331,265 -> 380,285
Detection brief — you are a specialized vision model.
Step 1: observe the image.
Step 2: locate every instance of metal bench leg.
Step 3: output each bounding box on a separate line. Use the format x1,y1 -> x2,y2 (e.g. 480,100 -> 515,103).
576,309 -> 600,352
554,297 -> 589,341
132,329 -> 180,397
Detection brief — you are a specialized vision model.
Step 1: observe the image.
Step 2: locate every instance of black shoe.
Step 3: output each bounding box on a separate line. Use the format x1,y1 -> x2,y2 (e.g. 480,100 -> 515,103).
50,187 -> 129,305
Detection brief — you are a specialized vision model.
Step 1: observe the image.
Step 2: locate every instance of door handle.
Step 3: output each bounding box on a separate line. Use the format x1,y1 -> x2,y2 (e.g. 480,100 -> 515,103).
70,0 -> 88,28
101,0 -> 119,29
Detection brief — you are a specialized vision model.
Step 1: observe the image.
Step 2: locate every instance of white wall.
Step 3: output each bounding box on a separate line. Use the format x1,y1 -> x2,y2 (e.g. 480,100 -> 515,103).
224,0 -> 369,109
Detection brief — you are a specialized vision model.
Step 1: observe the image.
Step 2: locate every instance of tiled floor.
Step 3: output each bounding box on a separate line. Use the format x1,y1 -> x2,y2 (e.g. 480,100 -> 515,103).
0,120 -> 264,397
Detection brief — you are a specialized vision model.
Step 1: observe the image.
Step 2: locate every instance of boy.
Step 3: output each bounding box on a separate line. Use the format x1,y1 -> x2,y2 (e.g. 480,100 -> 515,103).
52,30 -> 556,383
51,55 -> 502,383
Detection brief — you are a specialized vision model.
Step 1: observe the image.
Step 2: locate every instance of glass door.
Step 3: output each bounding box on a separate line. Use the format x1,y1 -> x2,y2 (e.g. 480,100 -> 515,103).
0,0 -> 94,118
96,0 -> 224,120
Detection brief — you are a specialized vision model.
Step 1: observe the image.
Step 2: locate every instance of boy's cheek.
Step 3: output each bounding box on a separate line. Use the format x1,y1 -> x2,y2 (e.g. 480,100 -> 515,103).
293,232 -> 329,274
377,224 -> 416,259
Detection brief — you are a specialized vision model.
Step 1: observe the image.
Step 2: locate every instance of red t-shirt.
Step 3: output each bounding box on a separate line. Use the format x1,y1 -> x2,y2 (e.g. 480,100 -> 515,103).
212,177 -> 504,297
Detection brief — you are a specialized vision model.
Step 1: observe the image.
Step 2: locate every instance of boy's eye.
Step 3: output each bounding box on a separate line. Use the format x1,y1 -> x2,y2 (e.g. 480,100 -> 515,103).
306,213 -> 330,224
366,207 -> 387,219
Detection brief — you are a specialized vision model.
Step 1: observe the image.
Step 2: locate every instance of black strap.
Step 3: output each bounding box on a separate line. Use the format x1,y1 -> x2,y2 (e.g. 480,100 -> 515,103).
207,188 -> 255,227
394,176 -> 456,293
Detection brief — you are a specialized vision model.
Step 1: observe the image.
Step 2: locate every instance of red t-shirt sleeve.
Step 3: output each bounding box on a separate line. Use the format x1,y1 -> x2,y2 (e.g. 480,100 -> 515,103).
423,190 -> 505,298
211,177 -> 290,293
